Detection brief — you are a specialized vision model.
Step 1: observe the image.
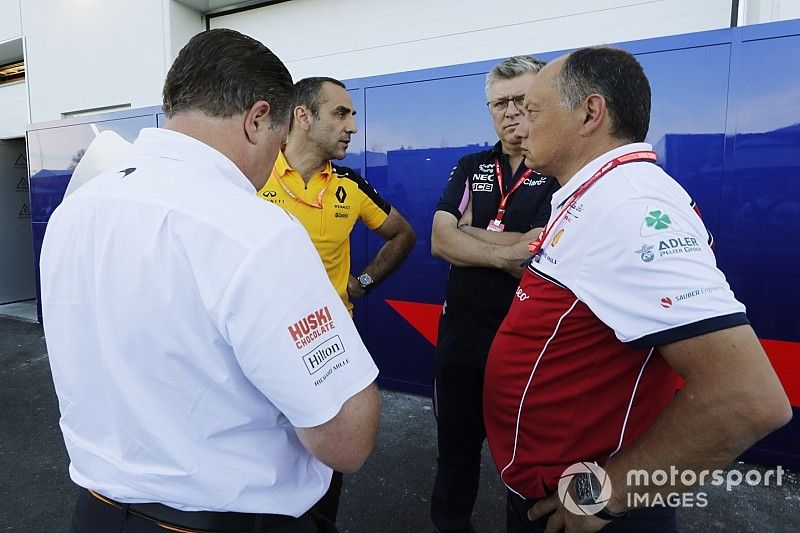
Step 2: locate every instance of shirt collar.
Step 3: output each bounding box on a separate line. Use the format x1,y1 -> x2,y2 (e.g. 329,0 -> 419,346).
551,142 -> 653,208
131,128 -> 255,193
275,150 -> 333,180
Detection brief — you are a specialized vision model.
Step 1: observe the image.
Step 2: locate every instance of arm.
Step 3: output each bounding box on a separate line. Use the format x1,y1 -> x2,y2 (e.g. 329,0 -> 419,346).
431,210 -> 532,278
348,208 -> 416,298
530,325 -> 792,531
296,383 -> 381,473
461,224 -> 542,246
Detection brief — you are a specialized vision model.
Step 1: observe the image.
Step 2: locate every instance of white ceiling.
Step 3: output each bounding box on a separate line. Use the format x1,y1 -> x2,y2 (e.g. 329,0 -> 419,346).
175,0 -> 287,15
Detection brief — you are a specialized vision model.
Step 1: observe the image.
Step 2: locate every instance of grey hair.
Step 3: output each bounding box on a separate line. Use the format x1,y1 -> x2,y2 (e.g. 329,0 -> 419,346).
485,55 -> 546,98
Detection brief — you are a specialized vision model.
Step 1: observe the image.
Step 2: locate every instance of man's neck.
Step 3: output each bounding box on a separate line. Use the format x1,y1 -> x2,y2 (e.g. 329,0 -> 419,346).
283,141 -> 328,185
556,138 -> 634,187
500,141 -> 524,172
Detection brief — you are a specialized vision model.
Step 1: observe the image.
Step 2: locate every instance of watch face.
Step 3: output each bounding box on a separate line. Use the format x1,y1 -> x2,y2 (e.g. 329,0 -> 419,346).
574,472 -> 597,505
358,273 -> 373,286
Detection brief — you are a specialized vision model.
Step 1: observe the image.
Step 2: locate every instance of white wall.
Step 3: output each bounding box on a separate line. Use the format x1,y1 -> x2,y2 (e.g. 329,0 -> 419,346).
167,0 -> 204,64
740,0 -> 800,24
0,0 -> 22,43
0,80 -> 27,139
21,0 -> 201,124
210,0 -> 733,81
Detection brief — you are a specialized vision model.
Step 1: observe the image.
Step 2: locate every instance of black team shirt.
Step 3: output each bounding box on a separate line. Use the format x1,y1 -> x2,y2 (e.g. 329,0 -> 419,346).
435,141 -> 559,352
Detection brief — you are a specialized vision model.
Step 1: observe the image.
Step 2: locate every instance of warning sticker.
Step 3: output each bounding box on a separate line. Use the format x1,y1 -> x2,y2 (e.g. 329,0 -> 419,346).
18,203 -> 31,219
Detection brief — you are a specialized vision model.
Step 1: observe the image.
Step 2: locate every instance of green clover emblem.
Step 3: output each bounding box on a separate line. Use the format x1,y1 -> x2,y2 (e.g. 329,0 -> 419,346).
645,210 -> 672,230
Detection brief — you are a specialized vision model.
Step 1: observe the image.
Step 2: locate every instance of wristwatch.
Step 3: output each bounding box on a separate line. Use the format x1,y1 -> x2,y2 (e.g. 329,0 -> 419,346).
573,472 -> 629,521
357,273 -> 374,292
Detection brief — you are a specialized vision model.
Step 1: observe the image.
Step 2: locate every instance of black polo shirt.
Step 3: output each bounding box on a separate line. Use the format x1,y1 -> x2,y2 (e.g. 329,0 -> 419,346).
435,141 -> 559,345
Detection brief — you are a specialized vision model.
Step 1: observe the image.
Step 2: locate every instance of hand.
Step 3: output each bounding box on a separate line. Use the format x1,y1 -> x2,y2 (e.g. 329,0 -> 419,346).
528,492 -> 610,533
498,239 -> 533,278
347,274 -> 366,299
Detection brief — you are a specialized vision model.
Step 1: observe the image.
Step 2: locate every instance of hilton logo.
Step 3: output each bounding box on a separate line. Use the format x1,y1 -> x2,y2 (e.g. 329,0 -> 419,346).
303,336 -> 345,375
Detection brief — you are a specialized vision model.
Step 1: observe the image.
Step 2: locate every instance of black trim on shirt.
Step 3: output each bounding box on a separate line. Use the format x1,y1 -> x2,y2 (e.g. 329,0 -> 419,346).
628,312 -> 750,349
332,164 -> 391,215
527,264 -> 569,290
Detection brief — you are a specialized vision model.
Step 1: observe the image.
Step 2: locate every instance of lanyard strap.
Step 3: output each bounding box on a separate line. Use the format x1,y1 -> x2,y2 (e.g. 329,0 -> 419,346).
494,158 -> 534,223
528,150 -> 658,256
272,169 -> 329,209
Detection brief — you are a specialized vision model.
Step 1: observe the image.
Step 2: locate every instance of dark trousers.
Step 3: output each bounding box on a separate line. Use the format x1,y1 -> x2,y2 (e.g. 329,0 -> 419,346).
506,491 -> 678,533
70,487 -> 336,533
311,470 -> 343,523
430,341 -> 487,533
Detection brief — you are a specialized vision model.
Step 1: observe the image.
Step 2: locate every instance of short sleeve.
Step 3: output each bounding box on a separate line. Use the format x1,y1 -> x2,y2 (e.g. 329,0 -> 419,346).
435,157 -> 470,219
219,221 -> 379,428
334,167 -> 390,230
572,198 -> 748,348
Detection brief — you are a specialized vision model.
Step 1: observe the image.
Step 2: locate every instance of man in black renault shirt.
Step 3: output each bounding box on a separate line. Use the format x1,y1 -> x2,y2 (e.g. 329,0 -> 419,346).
429,55 -> 559,533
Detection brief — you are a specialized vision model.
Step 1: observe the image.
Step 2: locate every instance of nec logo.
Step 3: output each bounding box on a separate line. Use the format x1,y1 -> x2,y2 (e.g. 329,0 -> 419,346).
262,191 -> 277,198
472,183 -> 493,192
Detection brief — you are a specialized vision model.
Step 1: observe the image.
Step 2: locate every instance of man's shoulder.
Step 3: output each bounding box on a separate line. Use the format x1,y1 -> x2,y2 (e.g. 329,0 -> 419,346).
332,164 -> 368,187
457,147 -> 496,169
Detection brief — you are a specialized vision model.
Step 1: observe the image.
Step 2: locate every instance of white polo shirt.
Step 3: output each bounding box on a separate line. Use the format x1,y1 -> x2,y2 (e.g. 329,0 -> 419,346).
40,127 -> 378,515
484,142 -> 748,498
532,141 -> 746,344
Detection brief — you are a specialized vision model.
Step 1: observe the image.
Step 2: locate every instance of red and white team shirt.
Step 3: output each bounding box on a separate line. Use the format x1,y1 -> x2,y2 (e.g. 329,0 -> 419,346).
484,143 -> 748,500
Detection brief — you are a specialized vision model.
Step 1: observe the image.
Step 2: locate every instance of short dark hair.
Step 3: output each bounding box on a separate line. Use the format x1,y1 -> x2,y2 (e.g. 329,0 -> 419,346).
485,55 -> 546,98
162,29 -> 294,125
290,77 -> 346,131
555,47 -> 651,142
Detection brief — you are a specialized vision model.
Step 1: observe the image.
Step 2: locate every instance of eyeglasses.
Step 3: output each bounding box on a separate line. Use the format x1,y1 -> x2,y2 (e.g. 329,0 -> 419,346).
487,95 -> 526,113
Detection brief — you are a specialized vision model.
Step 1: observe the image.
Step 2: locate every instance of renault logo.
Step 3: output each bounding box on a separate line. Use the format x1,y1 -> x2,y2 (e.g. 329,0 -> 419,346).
336,186 -> 347,203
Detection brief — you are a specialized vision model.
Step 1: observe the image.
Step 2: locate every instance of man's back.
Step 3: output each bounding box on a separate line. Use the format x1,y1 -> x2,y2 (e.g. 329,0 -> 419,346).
41,128 -> 378,514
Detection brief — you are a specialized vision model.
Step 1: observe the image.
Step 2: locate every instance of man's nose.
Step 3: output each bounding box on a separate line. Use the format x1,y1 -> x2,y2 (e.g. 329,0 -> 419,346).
346,115 -> 358,134
504,100 -> 522,117
514,118 -> 528,139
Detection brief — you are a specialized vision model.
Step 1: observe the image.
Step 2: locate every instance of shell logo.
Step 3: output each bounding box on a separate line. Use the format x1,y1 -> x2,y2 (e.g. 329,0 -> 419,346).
551,229 -> 565,247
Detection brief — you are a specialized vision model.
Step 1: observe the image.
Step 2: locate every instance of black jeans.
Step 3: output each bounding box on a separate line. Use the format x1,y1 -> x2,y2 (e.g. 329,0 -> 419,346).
430,337 -> 488,532
506,491 -> 677,533
69,487 -> 336,533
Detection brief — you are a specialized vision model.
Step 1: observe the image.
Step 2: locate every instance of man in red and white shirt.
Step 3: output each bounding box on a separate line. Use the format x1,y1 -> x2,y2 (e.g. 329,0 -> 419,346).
483,46 -> 792,533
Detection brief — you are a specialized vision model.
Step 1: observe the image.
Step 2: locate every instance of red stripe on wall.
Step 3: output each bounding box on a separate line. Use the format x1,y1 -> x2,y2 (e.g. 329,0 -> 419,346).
385,300 -> 799,407
761,339 -> 800,408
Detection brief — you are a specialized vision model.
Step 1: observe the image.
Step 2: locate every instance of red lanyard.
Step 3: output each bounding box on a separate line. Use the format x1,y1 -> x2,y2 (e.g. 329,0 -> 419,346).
493,158 -> 533,224
272,168 -> 329,209
528,150 -> 658,256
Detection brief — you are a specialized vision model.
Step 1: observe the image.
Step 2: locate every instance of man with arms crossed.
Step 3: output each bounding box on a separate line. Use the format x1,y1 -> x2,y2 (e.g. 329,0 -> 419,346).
484,46 -> 791,532
257,77 -> 415,315
41,29 -> 380,533
430,56 -> 558,533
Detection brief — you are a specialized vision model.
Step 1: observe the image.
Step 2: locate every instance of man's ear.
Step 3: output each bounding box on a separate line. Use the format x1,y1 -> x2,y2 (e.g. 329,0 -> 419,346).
293,105 -> 312,132
579,94 -> 606,137
244,100 -> 271,145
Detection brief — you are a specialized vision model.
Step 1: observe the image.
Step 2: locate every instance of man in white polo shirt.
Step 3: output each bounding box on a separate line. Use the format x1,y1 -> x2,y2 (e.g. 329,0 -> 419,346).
40,29 -> 380,533
484,47 -> 791,532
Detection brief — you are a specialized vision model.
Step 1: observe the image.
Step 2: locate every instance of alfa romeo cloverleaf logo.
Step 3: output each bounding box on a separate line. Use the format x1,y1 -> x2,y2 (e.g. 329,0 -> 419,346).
645,210 -> 671,230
